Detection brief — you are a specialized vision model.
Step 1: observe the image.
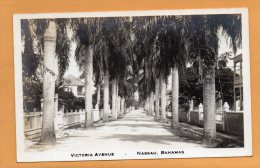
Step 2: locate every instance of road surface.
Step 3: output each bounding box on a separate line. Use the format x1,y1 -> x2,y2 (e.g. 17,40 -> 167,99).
26,109 -> 204,153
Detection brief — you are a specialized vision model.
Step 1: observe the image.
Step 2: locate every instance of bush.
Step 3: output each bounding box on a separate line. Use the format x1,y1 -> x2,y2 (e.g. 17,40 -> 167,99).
58,89 -> 85,111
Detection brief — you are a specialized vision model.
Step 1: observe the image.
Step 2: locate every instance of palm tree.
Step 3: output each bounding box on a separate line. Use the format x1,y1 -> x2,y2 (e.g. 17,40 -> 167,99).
154,78 -> 160,120
41,21 -> 57,144
74,18 -> 107,126
160,75 -> 167,121
149,92 -> 154,116
103,69 -> 110,121
91,21 -> 110,122
75,44 -> 94,127
111,78 -> 117,120
132,16 -> 158,115
75,22 -> 110,123
84,44 -> 94,126
157,16 -> 190,128
188,15 -> 242,146
101,17 -> 132,119
21,19 -> 71,144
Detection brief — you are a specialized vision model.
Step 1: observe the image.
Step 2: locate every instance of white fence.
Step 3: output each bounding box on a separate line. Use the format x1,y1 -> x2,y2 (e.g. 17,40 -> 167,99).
24,109 -> 100,139
24,112 -> 43,139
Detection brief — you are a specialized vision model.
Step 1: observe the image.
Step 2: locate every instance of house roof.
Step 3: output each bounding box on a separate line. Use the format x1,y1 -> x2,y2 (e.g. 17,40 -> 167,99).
63,74 -> 85,86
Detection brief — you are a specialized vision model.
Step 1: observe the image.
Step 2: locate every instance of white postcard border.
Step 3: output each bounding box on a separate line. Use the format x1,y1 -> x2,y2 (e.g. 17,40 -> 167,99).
13,8 -> 251,162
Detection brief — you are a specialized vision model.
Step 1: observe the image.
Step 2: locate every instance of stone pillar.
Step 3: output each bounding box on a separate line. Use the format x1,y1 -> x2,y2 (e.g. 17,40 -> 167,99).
32,108 -> 37,130
54,94 -> 63,130
219,98 -> 223,111
223,102 -> 230,131
199,103 -> 203,120
188,99 -> 194,123
223,102 -> 230,112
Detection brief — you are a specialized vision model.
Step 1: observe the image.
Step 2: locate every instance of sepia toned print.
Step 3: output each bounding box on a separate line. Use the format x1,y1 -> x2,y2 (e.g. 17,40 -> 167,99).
13,9 -> 251,162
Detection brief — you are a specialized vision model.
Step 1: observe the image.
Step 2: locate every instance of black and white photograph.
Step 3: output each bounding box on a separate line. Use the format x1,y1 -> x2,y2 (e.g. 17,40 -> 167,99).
14,9 -> 251,162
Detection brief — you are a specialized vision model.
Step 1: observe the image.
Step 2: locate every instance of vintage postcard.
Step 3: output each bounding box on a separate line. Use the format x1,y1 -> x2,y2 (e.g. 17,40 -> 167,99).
13,9 -> 251,162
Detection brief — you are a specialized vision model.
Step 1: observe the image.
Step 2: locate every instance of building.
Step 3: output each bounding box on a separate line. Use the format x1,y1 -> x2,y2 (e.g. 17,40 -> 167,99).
63,74 -> 85,98
232,54 -> 243,111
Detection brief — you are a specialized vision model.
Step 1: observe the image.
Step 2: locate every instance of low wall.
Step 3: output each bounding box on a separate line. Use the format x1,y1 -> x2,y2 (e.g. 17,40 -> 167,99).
189,111 -> 203,127
179,110 -> 189,123
178,110 -> 244,137
224,111 -> 244,136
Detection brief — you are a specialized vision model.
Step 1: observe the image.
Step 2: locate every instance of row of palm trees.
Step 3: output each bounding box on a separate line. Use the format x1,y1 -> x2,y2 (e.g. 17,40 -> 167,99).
134,15 -> 241,146
22,17 -> 134,144
61,18 -> 133,141
22,14 -> 241,147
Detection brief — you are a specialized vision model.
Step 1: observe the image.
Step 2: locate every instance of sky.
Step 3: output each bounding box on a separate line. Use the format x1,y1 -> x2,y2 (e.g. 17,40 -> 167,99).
64,42 -> 81,78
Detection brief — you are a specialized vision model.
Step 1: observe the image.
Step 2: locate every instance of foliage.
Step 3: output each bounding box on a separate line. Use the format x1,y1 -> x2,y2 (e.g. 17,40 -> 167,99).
179,62 -> 234,108
188,15 -> 242,72
21,14 -> 242,111
21,19 -> 71,79
21,19 -> 73,112
125,97 -> 140,108
57,89 -> 85,111
133,16 -> 191,101
215,66 -> 234,108
74,17 -> 132,83
179,67 -> 203,105
23,76 -> 42,112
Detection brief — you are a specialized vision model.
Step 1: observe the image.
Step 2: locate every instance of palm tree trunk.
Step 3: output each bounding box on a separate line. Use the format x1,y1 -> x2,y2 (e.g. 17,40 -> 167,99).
203,66 -> 216,146
111,79 -> 117,120
41,21 -> 57,144
120,97 -> 123,116
84,45 -> 94,127
148,94 -> 151,116
116,80 -> 120,117
124,99 -> 127,114
154,78 -> 160,120
96,85 -> 100,109
96,84 -> 101,117
103,69 -> 109,122
121,97 -> 125,114
160,76 -> 167,122
149,92 -> 154,116
171,65 -> 179,128
144,98 -> 147,112
118,96 -> 121,118
146,97 -> 149,114
145,100 -> 147,111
